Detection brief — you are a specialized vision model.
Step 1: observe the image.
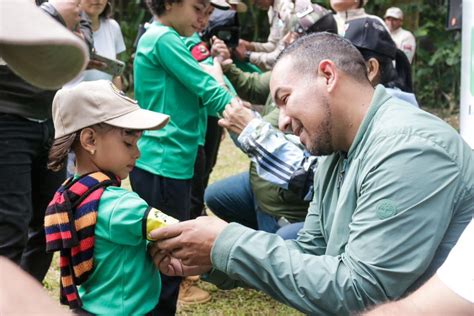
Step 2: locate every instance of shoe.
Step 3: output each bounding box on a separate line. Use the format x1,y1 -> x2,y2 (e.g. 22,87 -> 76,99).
178,276 -> 211,305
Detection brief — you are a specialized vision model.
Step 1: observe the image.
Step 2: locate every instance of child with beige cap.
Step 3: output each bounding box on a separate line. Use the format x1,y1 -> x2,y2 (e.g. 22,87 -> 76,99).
44,80 -> 173,315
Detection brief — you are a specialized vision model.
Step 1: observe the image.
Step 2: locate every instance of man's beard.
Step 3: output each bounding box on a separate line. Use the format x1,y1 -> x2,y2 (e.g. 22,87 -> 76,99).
307,98 -> 334,156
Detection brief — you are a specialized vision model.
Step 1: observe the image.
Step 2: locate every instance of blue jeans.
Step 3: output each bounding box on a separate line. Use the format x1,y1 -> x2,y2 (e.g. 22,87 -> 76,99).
276,222 -> 304,240
205,172 -> 288,237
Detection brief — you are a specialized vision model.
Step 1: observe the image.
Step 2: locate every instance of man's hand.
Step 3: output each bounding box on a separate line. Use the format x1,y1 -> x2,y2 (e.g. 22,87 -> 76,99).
86,59 -> 107,70
219,98 -> 255,135
149,247 -> 212,277
233,39 -> 250,61
149,216 -> 229,266
239,39 -> 254,51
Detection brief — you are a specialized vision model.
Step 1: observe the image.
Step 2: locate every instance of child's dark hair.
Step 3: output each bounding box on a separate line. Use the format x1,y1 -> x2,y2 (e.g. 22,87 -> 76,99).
145,0 -> 183,16
47,124 -> 116,172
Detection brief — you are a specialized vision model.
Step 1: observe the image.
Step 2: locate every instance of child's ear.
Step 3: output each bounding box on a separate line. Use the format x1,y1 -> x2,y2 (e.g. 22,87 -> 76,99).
80,128 -> 97,156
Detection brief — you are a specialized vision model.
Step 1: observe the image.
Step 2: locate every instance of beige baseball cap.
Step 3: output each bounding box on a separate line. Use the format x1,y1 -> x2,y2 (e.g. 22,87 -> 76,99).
52,80 -> 170,139
384,7 -> 403,20
0,0 -> 88,90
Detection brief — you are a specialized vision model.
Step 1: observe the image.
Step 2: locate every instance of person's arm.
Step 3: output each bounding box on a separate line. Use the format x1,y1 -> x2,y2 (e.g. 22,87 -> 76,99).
213,134 -> 467,314
237,117 -> 308,190
223,64 -> 271,105
153,132 -> 466,314
365,220 -> 474,315
400,32 -> 416,64
250,0 -> 293,53
250,17 -> 281,53
0,257 -> 69,315
111,19 -> 126,90
105,191 -> 151,245
218,98 -> 314,194
363,275 -> 474,316
248,41 -> 285,71
156,32 -> 234,114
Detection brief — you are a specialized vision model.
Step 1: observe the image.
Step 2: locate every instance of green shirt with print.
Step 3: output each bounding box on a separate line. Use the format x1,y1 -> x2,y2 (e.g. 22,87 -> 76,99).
134,23 -> 233,179
78,186 -> 160,315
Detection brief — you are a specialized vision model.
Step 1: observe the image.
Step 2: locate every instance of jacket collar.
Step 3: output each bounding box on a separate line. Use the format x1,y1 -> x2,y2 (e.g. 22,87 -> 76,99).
347,85 -> 391,159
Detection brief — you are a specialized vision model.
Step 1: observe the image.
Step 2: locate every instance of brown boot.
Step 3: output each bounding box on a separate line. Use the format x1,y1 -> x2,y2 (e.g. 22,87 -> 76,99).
178,276 -> 211,305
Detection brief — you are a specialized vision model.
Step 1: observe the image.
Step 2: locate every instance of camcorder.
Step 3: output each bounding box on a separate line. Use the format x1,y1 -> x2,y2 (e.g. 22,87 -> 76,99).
201,9 -> 240,48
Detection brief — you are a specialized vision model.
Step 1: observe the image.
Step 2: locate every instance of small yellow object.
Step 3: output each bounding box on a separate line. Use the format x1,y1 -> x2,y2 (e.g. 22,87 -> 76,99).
146,208 -> 179,241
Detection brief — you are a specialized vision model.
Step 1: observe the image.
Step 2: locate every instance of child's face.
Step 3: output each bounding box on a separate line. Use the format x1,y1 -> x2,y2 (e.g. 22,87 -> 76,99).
167,0 -> 209,36
92,128 -> 142,179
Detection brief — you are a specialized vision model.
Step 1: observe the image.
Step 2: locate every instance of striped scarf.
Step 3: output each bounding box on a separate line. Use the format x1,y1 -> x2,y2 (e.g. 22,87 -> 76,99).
44,171 -> 120,308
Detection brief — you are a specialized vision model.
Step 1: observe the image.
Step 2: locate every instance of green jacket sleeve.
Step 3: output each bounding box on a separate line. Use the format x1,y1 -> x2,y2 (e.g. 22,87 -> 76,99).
224,64 -> 271,105
155,32 -> 233,114
209,133 -> 465,315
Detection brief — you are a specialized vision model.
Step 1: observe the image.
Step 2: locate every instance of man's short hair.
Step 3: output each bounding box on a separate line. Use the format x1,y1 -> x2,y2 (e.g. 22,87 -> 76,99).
277,32 -> 369,83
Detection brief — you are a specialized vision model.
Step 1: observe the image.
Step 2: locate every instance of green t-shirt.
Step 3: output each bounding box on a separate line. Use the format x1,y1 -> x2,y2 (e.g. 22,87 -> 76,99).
134,23 -> 233,179
78,186 -> 160,315
182,33 -> 237,145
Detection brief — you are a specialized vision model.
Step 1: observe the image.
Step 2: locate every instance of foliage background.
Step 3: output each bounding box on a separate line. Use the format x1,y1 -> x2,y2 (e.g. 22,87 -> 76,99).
110,0 -> 462,111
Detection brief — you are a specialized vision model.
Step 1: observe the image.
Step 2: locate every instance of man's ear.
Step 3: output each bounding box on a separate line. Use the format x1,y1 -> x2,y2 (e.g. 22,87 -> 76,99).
79,128 -> 97,156
318,60 -> 337,92
367,58 -> 380,85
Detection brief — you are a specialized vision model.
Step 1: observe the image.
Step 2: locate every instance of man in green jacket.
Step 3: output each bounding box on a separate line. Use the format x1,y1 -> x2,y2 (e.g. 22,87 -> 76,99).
149,33 -> 474,315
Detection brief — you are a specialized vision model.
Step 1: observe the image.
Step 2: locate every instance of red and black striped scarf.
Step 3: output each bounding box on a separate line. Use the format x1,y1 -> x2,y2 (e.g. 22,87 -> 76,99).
44,171 -> 120,308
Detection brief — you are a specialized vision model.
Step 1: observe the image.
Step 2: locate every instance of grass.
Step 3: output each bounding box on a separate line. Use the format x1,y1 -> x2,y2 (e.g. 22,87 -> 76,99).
43,108 -> 459,314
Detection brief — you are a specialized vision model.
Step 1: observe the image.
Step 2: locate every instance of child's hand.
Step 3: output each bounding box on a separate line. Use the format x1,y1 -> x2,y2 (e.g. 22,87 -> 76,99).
218,98 -> 256,135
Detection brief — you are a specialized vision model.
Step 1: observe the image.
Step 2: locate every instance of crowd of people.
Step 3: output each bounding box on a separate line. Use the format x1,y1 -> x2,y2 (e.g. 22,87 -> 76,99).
0,0 -> 472,315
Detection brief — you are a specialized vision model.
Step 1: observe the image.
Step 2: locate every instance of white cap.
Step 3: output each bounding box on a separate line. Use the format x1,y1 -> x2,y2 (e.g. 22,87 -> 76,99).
384,7 -> 404,20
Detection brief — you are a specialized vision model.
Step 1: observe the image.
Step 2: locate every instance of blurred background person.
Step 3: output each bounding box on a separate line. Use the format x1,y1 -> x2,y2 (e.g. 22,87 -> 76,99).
64,0 -> 126,177
384,7 -> 416,64
66,0 -> 126,89
330,0 -> 386,34
233,0 -> 294,70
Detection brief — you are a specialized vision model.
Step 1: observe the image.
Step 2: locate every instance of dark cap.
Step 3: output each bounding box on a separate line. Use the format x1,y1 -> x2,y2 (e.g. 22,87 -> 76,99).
344,17 -> 397,59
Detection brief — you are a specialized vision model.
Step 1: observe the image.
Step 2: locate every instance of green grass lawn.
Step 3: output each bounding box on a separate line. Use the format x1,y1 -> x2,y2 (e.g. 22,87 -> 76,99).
43,134 -> 302,315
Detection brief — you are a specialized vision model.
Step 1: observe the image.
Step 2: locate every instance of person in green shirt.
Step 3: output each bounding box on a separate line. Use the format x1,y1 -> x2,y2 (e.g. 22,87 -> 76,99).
131,0 -> 237,313
148,33 -> 474,315
45,80 -> 170,315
